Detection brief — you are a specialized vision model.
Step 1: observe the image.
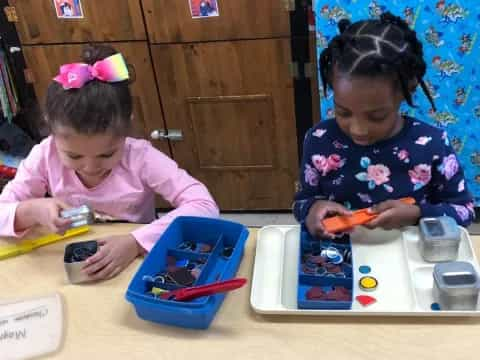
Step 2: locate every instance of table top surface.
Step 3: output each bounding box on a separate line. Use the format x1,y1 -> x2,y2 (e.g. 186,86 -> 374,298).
1,223 -> 479,360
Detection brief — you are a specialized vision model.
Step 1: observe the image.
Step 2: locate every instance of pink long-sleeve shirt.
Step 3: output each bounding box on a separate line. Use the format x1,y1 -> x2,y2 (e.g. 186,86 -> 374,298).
0,136 -> 219,251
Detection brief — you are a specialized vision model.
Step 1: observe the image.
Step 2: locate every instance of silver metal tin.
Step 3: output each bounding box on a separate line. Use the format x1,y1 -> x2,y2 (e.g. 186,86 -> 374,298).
419,217 -> 460,262
433,261 -> 480,310
61,205 -> 95,228
64,240 -> 98,284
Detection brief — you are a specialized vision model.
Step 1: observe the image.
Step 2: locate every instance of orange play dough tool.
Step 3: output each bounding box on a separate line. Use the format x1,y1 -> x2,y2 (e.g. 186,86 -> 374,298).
322,197 -> 416,233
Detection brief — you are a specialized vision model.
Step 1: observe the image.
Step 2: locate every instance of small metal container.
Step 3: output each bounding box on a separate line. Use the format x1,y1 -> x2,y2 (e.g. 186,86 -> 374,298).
419,216 -> 460,262
64,240 -> 98,284
61,205 -> 95,228
433,261 -> 480,310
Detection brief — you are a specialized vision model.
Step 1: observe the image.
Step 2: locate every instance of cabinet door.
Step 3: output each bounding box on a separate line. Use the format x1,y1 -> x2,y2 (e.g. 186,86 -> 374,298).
142,0 -> 290,43
22,42 -> 169,156
151,39 -> 298,210
10,0 -> 145,44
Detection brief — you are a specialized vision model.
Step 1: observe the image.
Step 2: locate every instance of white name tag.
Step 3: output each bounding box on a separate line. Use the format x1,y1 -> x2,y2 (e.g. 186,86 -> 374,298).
0,293 -> 63,360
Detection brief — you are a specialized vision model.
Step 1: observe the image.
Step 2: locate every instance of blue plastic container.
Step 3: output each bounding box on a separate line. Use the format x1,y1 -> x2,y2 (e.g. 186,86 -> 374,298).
125,216 -> 249,329
297,227 -> 354,310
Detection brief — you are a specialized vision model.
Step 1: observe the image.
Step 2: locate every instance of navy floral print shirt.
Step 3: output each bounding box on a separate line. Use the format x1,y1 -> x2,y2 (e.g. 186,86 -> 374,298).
293,117 -> 475,227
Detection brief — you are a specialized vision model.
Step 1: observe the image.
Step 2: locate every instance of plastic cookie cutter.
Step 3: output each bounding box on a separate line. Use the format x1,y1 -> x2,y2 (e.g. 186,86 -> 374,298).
60,205 -> 95,228
160,278 -> 247,301
322,197 -> 416,233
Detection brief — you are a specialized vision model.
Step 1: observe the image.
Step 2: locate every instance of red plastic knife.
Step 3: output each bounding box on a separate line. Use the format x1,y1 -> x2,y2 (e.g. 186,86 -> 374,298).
160,277 -> 247,301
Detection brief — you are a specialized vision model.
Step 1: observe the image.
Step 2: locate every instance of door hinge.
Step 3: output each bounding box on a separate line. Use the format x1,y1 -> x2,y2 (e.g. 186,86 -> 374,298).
304,62 -> 314,79
289,62 -> 299,79
24,68 -> 34,83
289,62 -> 313,79
283,0 -> 295,11
4,6 -> 18,22
294,181 -> 301,192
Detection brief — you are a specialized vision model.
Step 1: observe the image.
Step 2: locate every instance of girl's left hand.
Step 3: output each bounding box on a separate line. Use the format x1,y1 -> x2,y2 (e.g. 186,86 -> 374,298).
82,234 -> 143,281
364,199 -> 421,230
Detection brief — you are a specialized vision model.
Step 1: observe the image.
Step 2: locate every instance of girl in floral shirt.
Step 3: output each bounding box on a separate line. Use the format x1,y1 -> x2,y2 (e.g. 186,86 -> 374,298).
294,13 -> 474,237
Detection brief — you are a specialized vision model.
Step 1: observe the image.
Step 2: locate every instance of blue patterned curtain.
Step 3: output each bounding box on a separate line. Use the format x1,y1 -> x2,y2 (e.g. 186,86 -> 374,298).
313,0 -> 480,205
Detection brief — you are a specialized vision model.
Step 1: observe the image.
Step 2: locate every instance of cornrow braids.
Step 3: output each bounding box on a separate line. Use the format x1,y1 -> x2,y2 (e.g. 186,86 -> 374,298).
320,12 -> 436,111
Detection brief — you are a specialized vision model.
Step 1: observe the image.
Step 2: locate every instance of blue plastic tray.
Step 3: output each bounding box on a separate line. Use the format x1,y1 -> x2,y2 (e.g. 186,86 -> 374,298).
125,216 -> 249,329
297,227 -> 354,310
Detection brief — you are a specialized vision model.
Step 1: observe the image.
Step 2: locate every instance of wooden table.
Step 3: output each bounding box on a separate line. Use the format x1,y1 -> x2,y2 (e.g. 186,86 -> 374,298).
1,224 -> 479,359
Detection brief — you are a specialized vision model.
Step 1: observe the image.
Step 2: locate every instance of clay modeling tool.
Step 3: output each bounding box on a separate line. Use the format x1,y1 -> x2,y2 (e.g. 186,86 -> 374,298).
160,278 -> 247,301
0,226 -> 90,260
322,197 -> 416,233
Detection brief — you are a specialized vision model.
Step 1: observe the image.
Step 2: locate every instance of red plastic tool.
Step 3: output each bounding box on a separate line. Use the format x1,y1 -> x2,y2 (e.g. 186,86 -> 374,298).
322,197 -> 416,233
160,277 -> 247,301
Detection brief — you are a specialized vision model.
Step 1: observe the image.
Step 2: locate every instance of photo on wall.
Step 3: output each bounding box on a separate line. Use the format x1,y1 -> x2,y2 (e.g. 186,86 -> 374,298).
189,0 -> 220,19
53,0 -> 84,19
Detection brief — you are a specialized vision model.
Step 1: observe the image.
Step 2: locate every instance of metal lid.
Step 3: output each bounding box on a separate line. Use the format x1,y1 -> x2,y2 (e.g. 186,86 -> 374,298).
433,261 -> 480,294
420,217 -> 461,246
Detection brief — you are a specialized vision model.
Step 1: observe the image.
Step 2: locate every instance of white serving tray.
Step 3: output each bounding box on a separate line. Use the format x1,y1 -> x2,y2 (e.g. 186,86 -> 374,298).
250,225 -> 480,316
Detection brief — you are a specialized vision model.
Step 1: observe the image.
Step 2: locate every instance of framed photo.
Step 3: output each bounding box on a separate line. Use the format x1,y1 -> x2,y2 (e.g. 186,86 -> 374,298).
189,0 -> 220,19
53,0 -> 84,19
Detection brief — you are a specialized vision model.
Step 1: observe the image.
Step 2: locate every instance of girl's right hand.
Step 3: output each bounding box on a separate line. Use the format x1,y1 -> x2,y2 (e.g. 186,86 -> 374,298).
16,198 -> 72,234
305,200 -> 352,239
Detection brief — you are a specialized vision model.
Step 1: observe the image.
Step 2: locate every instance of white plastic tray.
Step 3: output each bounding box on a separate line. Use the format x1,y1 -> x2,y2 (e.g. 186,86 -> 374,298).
250,225 -> 480,316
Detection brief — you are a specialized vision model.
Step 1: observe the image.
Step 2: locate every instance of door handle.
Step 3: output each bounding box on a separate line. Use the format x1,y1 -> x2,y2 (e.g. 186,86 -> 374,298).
150,129 -> 183,141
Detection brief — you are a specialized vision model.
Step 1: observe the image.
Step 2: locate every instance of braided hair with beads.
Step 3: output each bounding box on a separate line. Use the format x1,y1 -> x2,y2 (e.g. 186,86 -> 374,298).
319,12 -> 436,111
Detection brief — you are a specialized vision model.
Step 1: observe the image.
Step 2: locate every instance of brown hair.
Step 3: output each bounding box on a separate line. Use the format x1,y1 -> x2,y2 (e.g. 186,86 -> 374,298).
45,44 -> 133,136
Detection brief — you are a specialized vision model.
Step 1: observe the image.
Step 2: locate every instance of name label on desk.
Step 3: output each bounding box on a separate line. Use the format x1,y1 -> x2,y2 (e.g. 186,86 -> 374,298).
0,293 -> 63,359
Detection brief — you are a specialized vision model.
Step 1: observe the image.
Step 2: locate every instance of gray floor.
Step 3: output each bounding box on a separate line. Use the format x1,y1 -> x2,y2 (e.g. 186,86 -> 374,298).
160,211 -> 480,234
220,212 -> 297,227
469,222 -> 480,235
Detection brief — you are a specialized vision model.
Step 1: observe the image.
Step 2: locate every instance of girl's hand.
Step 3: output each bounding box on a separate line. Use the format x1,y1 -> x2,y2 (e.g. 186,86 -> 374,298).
365,200 -> 421,230
15,198 -> 72,234
306,200 -> 352,238
82,234 -> 143,281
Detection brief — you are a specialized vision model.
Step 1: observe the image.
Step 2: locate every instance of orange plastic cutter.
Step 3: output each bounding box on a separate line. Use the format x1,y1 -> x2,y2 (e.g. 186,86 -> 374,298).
322,197 -> 416,233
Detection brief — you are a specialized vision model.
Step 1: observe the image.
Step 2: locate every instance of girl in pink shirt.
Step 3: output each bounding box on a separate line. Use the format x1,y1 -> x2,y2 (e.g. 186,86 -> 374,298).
0,44 -> 219,280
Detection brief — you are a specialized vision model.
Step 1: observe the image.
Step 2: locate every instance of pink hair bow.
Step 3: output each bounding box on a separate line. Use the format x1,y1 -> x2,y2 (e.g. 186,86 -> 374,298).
53,53 -> 129,89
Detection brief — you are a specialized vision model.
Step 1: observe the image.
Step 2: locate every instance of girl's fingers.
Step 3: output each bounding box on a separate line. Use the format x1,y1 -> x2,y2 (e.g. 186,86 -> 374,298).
96,239 -> 108,246
109,266 -> 123,279
83,249 -> 110,273
88,262 -> 117,281
55,199 -> 71,210
372,200 -> 397,213
54,217 -> 71,228
366,209 -> 395,229
333,205 -> 352,216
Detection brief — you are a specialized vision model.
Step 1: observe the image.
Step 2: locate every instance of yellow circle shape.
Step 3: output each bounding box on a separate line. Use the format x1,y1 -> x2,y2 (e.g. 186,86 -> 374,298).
359,276 -> 378,291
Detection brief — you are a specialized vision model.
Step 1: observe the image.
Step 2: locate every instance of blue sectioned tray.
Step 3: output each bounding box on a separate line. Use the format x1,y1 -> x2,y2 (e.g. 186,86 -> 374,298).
125,216 -> 249,329
297,226 -> 354,310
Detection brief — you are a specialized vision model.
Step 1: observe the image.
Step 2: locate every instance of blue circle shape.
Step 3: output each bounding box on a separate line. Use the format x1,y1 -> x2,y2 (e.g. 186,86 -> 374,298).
359,265 -> 371,274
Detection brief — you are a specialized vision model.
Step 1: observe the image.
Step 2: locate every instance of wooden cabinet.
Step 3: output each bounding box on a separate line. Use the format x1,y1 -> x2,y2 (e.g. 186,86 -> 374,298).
9,0 -> 145,44
11,0 -> 301,210
21,42 -> 170,156
152,39 -> 298,209
142,0 -> 290,43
